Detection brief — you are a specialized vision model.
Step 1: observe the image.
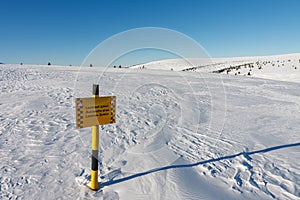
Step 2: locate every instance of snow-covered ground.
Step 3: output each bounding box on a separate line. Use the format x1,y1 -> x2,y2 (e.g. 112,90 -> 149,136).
131,53 -> 300,83
0,55 -> 299,199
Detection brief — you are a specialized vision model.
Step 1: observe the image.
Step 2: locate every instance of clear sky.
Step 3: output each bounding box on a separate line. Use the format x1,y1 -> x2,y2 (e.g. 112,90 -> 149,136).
1,0 -> 300,66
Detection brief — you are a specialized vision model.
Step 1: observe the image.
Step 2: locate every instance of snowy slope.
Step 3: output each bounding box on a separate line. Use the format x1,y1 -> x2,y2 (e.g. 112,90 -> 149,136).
0,62 -> 299,199
131,53 -> 300,83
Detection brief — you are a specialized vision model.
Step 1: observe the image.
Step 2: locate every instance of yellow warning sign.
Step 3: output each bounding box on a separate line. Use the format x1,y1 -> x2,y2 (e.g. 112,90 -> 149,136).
76,96 -> 116,129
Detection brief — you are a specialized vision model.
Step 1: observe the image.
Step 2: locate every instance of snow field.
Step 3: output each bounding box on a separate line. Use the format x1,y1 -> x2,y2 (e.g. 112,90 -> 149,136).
0,58 -> 299,199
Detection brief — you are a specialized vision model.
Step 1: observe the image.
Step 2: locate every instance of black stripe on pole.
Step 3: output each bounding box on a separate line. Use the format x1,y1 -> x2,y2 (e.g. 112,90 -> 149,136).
92,150 -> 98,170
93,84 -> 99,96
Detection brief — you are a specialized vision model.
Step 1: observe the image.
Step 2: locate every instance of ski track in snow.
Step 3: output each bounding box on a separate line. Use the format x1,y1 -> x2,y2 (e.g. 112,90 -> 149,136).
0,60 -> 299,199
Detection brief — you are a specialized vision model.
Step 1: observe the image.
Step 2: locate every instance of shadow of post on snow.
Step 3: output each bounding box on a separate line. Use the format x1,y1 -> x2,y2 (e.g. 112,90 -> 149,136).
100,142 -> 300,187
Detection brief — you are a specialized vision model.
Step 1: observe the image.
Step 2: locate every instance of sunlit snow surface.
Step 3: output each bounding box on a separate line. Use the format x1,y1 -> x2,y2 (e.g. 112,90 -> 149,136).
0,54 -> 299,199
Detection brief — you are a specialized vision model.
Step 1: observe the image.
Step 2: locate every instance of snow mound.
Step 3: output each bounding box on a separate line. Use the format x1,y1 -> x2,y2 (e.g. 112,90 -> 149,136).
130,53 -> 300,83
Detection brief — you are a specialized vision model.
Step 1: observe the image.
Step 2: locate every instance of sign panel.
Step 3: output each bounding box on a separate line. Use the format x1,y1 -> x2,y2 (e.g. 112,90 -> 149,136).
76,96 -> 116,129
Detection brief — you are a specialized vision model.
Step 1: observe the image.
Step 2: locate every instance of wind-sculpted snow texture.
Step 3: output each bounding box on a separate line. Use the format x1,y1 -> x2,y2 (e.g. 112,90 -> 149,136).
0,57 -> 299,199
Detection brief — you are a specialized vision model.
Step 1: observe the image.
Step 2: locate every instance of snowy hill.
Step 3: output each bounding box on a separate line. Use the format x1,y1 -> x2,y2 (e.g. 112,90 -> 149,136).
0,60 -> 299,199
131,53 -> 300,83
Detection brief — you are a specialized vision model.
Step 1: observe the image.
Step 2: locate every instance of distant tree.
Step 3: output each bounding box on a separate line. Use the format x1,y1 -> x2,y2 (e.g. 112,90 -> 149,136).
20,62 -> 23,65
48,62 -> 51,66
90,64 -> 93,67
119,65 -> 122,68
247,72 -> 251,76
114,65 -> 116,68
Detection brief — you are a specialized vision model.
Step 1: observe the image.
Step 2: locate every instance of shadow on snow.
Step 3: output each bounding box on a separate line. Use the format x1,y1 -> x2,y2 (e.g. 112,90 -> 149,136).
101,142 -> 300,187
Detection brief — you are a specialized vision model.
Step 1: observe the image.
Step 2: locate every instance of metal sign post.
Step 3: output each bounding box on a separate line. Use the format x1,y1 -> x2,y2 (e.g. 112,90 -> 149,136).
90,84 -> 99,191
75,84 -> 116,191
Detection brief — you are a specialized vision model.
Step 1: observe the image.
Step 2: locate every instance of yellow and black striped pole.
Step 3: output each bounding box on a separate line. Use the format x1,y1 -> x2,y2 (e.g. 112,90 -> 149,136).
90,84 -> 99,190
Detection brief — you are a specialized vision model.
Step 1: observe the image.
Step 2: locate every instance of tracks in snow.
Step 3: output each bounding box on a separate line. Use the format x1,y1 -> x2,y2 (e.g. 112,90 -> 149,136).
0,65 -> 81,199
1,65 -> 299,199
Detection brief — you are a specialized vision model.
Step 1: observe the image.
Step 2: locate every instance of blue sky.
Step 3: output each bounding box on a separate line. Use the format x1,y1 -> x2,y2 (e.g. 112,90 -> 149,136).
1,0 -> 300,66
